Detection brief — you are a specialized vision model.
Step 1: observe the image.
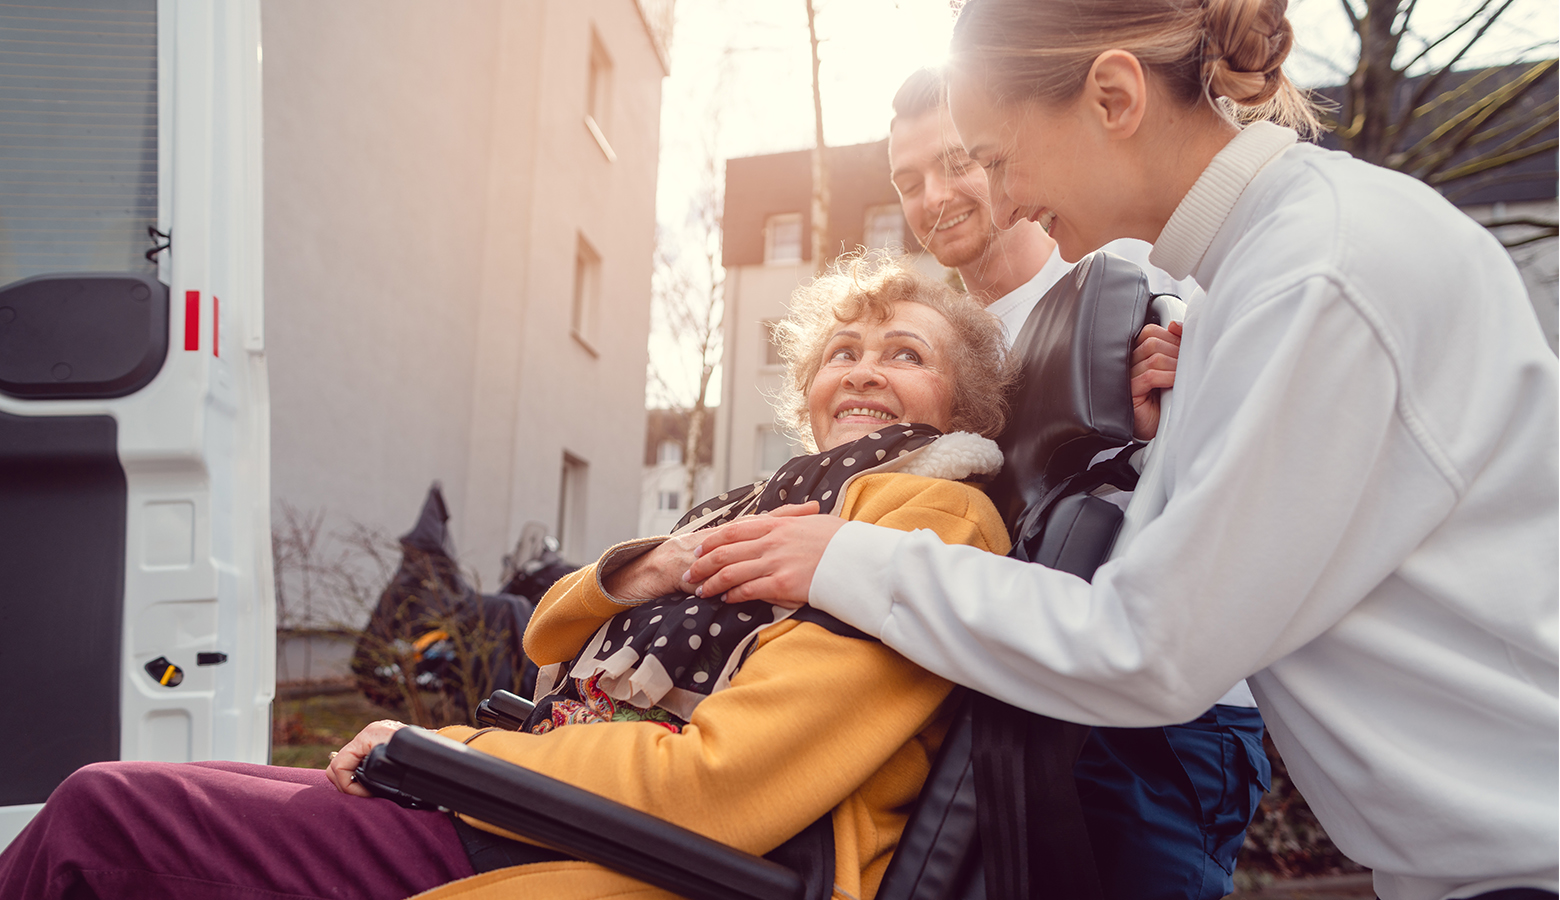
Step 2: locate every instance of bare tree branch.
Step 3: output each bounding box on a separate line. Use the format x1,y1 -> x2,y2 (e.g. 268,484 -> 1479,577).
1441,168 -> 1559,203
1339,0 -> 1362,33
1494,220 -> 1560,248
649,113 -> 727,511
1396,65 -> 1513,171
1431,137 -> 1558,182
1393,0 -> 1420,36
1331,0 -> 1555,210
1400,60 -> 1554,178
1397,0 -> 1501,74
1401,0 -> 1520,117
1294,43 -> 1354,82
806,0 -> 830,275
1463,96 -> 1559,158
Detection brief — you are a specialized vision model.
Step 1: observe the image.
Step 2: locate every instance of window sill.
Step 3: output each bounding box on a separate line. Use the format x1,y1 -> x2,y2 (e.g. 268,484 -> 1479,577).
585,116 -> 617,163
572,329 -> 600,358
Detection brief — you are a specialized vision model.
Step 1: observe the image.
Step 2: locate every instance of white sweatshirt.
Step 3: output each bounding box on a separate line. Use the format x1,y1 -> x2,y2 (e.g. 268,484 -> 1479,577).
983,237 -> 1263,706
810,123 -> 1558,900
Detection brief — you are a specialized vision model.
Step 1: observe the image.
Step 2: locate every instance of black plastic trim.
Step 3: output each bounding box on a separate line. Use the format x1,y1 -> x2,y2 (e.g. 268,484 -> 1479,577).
0,410 -> 125,804
0,272 -> 170,400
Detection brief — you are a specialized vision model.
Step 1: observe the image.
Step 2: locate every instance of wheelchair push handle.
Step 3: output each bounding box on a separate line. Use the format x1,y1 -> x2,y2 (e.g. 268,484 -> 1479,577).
356,742 -> 441,810
475,689 -> 536,731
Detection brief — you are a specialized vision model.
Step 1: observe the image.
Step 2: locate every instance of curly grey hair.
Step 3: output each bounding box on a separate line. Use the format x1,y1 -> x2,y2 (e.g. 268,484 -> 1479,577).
773,251 -> 1014,452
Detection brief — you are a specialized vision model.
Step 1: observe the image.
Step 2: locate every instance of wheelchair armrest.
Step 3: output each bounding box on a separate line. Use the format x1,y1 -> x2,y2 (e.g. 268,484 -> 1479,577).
357,728 -> 806,900
474,689 -> 535,730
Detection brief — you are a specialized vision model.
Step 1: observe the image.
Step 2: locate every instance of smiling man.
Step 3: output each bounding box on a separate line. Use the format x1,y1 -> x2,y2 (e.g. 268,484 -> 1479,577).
889,67 -> 1197,338
887,67 -> 1266,900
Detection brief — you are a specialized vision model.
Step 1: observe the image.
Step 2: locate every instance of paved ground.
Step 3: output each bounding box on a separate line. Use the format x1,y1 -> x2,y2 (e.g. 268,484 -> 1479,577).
1231,873 -> 1376,899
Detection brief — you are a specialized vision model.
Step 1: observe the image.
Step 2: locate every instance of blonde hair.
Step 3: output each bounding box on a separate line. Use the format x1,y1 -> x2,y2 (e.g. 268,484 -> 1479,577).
950,0 -> 1322,137
774,251 -> 1013,452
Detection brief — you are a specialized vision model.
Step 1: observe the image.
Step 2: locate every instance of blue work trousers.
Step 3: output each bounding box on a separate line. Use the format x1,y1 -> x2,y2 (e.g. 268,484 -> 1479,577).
1074,704 -> 1271,900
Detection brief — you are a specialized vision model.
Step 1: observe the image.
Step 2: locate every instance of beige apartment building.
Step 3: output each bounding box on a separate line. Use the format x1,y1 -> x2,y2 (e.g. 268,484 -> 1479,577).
639,407 -> 717,536
712,139 -> 942,490
264,0 -> 672,610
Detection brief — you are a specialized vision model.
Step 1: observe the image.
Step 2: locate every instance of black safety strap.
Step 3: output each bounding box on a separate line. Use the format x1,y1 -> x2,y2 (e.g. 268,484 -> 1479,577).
972,694 -> 1103,900
978,445 -> 1135,900
453,815 -> 573,872
789,605 -> 874,641
1009,444 -> 1142,561
764,812 -> 836,900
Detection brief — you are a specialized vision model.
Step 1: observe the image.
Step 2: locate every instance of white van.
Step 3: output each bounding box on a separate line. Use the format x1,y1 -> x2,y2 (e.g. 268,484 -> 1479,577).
0,0 -> 272,847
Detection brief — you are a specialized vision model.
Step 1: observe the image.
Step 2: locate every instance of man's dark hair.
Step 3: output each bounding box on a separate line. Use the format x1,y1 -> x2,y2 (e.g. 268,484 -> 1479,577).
890,67 -> 945,130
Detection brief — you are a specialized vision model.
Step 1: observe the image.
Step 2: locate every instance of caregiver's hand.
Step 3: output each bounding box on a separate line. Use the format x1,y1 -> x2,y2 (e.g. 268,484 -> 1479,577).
1131,320 -> 1182,440
327,719 -> 409,797
685,502 -> 841,608
603,530 -> 705,600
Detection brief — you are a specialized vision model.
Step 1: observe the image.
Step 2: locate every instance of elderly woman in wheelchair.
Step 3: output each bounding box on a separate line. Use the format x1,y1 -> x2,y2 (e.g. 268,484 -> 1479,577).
0,253 -> 1176,900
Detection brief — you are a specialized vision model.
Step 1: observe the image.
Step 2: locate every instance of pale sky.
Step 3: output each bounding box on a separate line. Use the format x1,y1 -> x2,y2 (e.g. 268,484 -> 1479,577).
648,0 -> 1559,408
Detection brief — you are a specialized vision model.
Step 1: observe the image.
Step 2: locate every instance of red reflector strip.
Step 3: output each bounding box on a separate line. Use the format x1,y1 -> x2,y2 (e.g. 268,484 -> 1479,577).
212,296 -> 220,357
184,290 -> 200,351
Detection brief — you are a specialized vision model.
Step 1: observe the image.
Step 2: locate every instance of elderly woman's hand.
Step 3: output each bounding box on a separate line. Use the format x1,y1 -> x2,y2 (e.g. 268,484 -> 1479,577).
1131,320 -> 1182,440
684,503 -> 842,608
326,720 -> 409,797
602,531 -> 706,600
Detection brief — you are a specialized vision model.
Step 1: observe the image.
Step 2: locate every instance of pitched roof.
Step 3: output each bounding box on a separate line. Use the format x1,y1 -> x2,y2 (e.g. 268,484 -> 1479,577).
722,140 -> 906,267
644,407 -> 717,466
1313,60 -> 1558,206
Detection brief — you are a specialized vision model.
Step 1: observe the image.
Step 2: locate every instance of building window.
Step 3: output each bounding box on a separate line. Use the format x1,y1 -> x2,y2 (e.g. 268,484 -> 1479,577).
864,204 -> 904,251
657,439 -> 683,465
584,30 -> 615,161
572,235 -> 600,352
761,320 -> 785,366
757,428 -> 798,477
657,490 -> 681,511
558,452 -> 589,558
764,213 -> 803,265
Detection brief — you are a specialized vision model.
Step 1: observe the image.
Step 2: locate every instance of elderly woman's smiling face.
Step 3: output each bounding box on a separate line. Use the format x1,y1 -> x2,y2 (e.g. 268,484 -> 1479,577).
806,301 -> 956,451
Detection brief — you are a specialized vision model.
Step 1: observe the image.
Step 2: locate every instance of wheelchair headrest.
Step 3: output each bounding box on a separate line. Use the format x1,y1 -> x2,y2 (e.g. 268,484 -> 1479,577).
988,251 -> 1155,528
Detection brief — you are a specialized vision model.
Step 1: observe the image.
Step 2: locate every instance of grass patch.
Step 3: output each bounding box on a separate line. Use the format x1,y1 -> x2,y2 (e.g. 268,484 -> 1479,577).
271,744 -> 339,769
271,690 -> 400,769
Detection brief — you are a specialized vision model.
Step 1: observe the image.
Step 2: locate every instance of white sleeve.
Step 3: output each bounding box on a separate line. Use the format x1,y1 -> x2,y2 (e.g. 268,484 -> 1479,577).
810,275 -> 1452,727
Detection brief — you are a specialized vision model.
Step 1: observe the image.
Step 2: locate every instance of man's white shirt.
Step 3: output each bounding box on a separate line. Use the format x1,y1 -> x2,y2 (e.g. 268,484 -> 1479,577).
986,238 -> 1204,343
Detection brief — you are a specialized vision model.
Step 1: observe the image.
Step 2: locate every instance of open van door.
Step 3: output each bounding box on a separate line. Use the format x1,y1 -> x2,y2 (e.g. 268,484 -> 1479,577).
0,0 -> 271,847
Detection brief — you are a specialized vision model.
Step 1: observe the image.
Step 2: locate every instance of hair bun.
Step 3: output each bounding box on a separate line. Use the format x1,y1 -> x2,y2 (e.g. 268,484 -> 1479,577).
1206,57 -> 1278,104
1202,0 -> 1294,105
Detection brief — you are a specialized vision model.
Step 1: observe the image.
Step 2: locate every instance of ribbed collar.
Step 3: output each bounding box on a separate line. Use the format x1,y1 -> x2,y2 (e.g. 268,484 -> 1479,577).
1149,122 -> 1298,280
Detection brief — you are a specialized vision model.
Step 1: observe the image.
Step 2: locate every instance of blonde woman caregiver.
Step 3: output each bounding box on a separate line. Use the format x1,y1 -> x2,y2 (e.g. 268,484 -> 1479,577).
685,1 -> 1560,898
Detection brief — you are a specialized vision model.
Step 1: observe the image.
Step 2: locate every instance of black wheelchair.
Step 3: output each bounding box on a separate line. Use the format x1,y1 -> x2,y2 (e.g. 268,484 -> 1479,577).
359,251 -> 1183,900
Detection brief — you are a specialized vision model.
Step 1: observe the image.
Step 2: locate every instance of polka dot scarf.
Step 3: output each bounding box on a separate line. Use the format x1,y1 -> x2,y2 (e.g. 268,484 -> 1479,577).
526,424 -> 943,733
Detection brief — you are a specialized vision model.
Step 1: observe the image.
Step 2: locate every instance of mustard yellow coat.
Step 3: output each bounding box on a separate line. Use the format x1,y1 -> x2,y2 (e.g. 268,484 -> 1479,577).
416,473 -> 1008,900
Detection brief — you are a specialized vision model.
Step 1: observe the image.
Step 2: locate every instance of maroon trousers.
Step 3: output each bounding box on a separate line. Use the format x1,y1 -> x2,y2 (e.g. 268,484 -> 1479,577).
0,760 -> 475,899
